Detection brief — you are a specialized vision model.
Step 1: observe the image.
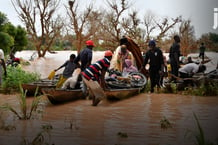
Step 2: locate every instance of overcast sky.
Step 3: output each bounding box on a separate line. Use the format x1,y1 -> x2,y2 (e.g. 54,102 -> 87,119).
0,0 -> 217,38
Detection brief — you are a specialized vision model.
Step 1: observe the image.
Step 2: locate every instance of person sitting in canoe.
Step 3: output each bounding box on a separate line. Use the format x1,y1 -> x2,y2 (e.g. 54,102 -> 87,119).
122,58 -> 138,77
54,54 -> 79,88
61,68 -> 81,89
81,50 -> 113,106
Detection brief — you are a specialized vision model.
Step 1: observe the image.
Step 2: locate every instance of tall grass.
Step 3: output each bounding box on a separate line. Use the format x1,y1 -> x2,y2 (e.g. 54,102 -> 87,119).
183,81 -> 218,96
0,85 -> 43,120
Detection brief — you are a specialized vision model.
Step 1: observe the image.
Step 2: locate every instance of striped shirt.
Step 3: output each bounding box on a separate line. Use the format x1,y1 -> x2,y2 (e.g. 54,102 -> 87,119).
81,57 -> 110,81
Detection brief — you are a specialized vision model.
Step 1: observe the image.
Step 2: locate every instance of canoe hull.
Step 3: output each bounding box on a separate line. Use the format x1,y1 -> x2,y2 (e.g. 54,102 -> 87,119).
42,87 -> 141,104
22,81 -> 56,96
105,88 -> 141,100
42,88 -> 85,104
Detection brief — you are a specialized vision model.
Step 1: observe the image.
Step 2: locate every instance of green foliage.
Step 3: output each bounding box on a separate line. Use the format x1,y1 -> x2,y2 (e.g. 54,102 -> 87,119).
14,26 -> 28,52
184,81 -> 218,96
4,23 -> 17,37
2,66 -> 40,92
0,12 -> 8,29
162,83 -> 177,93
0,86 -> 43,120
0,32 -> 14,54
0,11 -> 28,54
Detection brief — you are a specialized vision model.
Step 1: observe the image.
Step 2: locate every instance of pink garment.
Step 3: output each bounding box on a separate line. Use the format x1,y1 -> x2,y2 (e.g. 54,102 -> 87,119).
123,59 -> 138,73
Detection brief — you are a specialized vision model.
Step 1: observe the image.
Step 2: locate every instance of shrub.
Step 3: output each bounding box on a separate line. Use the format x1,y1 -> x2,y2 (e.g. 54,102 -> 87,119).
184,80 -> 218,96
2,66 -> 40,92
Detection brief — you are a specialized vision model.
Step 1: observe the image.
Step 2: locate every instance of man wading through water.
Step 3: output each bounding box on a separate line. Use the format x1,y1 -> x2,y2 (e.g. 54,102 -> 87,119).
141,40 -> 164,93
81,50 -> 113,106
169,35 -> 181,82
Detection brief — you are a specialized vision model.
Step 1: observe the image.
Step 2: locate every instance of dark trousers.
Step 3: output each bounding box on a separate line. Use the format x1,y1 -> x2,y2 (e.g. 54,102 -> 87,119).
199,53 -> 204,61
149,69 -> 161,93
170,61 -> 179,81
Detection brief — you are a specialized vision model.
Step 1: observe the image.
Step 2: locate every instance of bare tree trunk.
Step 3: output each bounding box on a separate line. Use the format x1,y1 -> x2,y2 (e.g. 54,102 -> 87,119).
12,0 -> 63,57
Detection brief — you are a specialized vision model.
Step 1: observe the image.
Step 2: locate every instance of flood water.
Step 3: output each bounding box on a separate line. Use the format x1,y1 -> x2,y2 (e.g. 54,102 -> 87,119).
0,51 -> 218,145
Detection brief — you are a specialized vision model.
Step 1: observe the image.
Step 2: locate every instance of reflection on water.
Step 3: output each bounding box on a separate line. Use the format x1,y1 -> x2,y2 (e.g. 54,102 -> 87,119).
0,51 -> 217,145
0,93 -> 218,145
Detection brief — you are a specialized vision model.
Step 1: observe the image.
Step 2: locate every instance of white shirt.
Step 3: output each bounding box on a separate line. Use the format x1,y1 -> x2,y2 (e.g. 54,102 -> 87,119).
179,63 -> 199,74
0,49 -> 4,59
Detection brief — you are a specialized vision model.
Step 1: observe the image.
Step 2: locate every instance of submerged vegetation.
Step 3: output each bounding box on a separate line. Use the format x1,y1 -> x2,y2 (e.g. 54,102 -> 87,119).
0,86 -> 43,120
185,113 -> 218,145
160,116 -> 173,129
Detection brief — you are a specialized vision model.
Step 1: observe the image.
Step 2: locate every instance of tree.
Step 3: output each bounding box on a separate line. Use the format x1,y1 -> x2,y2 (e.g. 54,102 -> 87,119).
198,33 -> 218,52
98,0 -> 132,50
121,10 -> 144,48
67,0 -> 102,53
179,19 -> 196,55
0,11 -> 27,54
0,12 -> 8,31
0,32 -> 14,54
142,12 -> 182,45
12,0 -> 64,57
142,11 -> 156,44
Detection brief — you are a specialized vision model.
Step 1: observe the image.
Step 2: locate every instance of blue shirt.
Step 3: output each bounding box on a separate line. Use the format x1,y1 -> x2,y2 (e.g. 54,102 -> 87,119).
74,47 -> 92,71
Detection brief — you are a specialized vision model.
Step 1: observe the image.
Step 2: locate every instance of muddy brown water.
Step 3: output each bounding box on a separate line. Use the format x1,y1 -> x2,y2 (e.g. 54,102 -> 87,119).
0,93 -> 218,145
0,51 -> 218,145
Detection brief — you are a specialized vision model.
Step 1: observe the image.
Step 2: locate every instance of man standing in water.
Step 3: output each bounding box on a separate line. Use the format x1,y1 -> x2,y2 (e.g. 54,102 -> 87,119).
199,43 -> 206,62
81,50 -> 113,106
142,40 -> 164,93
169,35 -> 181,82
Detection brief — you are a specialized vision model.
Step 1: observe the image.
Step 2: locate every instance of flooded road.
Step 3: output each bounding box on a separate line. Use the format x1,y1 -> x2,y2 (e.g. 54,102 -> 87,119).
0,51 -> 218,145
0,93 -> 218,145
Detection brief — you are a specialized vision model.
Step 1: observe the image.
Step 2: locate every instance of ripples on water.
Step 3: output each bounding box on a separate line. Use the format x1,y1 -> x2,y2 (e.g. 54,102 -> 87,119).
0,93 -> 218,145
0,51 -> 217,145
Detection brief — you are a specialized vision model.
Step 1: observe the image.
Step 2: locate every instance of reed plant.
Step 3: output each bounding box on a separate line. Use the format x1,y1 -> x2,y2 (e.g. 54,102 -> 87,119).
185,113 -> 218,145
0,85 -> 43,120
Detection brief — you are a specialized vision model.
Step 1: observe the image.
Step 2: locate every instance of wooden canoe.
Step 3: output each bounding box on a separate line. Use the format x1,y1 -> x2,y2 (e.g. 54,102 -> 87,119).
42,87 -> 142,104
105,88 -> 141,100
22,80 -> 57,96
42,88 -> 85,104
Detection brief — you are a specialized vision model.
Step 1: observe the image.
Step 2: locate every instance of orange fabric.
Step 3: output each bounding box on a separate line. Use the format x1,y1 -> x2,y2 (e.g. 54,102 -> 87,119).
104,50 -> 113,57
